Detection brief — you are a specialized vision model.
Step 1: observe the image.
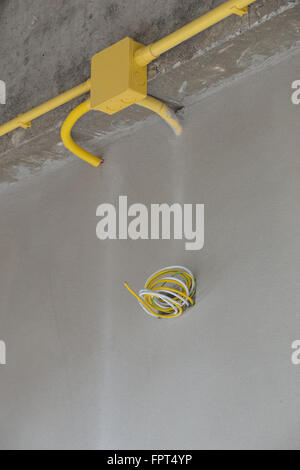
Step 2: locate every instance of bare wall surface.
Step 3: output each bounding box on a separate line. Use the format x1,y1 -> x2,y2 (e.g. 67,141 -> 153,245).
0,0 -> 300,183
0,50 -> 300,449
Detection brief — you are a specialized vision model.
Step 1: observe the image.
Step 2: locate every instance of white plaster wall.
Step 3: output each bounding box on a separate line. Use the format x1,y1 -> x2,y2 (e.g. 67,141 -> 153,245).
0,51 -> 300,450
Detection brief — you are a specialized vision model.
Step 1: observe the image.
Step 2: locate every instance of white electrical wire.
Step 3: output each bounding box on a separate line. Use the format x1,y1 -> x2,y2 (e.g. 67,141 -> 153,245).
124,266 -> 196,319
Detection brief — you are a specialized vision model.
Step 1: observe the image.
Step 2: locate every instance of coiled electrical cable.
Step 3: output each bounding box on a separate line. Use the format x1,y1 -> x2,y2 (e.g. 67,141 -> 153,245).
124,266 -> 196,319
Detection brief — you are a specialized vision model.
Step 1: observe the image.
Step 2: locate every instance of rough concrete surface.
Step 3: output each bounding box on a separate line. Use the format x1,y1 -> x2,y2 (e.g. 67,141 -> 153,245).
0,0 -> 300,183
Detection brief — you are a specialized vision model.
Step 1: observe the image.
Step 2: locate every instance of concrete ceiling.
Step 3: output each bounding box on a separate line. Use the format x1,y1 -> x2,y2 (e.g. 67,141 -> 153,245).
0,0 -> 300,184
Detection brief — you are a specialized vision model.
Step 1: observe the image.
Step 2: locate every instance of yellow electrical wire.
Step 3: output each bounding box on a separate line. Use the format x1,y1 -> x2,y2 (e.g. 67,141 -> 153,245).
125,266 -> 196,319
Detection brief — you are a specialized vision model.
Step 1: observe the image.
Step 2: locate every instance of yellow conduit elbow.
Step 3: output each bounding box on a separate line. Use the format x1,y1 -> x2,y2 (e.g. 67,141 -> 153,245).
137,96 -> 182,136
60,99 -> 102,167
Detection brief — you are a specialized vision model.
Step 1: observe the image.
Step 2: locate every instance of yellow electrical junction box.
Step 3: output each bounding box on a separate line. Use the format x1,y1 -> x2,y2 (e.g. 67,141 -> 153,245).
91,37 -> 148,115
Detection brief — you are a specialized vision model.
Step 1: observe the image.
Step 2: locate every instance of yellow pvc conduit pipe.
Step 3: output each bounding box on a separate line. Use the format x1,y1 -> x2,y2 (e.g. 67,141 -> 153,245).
135,0 -> 256,66
60,99 -> 102,167
60,96 -> 181,166
0,80 -> 91,136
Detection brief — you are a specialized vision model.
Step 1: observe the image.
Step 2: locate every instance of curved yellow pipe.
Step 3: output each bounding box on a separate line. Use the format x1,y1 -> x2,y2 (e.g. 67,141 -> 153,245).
61,99 -> 102,167
137,96 -> 182,136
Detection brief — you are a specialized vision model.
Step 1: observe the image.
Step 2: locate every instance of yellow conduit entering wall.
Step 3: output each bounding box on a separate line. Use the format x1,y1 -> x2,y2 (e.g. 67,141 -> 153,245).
137,96 -> 182,136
